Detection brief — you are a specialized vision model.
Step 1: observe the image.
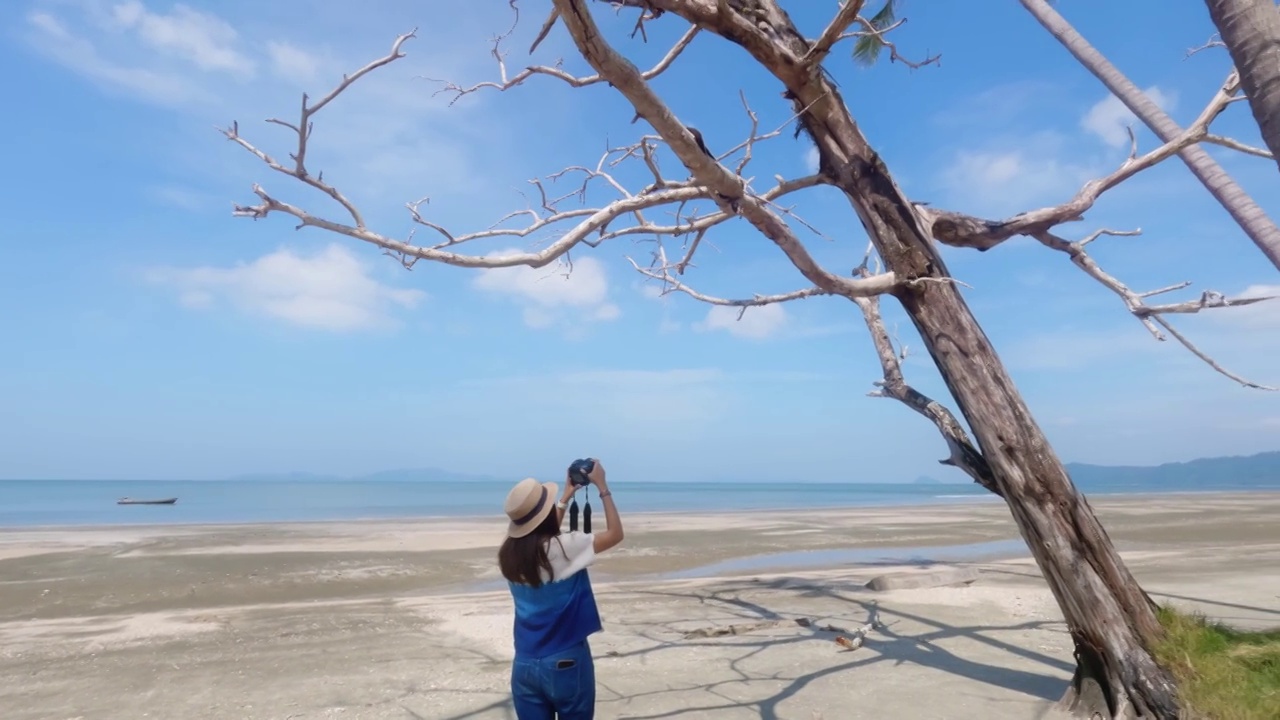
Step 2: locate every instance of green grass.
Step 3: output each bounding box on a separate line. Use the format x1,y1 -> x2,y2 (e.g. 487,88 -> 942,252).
1154,606 -> 1280,720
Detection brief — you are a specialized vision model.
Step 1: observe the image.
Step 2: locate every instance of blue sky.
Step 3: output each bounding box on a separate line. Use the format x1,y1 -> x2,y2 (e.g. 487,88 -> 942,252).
1,0 -> 1276,484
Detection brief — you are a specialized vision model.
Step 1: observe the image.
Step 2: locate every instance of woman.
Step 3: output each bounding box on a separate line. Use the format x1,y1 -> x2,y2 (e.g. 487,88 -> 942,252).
499,459 -> 623,720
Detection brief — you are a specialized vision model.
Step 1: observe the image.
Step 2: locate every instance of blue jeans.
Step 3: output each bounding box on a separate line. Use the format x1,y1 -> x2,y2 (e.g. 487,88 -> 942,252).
510,639 -> 596,719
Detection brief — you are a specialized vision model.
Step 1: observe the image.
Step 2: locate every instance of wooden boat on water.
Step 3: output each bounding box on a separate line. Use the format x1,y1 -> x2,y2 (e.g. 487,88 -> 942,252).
117,497 -> 178,505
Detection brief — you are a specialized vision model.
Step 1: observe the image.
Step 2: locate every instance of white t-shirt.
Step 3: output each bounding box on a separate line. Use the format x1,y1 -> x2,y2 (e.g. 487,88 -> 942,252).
543,531 -> 596,583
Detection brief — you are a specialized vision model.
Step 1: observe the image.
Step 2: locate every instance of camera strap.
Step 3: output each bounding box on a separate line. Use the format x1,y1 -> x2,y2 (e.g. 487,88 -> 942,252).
567,487 -> 592,534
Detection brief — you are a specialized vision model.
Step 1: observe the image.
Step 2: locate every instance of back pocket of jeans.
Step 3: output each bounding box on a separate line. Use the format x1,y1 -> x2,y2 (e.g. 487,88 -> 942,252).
550,657 -> 580,701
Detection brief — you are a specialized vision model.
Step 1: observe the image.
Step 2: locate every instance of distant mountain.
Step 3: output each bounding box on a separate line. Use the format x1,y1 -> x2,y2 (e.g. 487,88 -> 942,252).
224,471 -> 344,483
219,452 -> 1280,488
912,475 -> 961,485
358,468 -> 508,483
1066,451 -> 1280,491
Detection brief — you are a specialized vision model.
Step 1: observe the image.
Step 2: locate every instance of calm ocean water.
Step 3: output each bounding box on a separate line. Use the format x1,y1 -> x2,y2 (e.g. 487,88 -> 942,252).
1,477 -> 1276,528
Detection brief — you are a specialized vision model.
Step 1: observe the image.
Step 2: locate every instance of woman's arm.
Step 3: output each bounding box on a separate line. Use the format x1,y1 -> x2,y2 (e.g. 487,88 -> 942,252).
588,461 -> 624,554
555,482 -> 577,526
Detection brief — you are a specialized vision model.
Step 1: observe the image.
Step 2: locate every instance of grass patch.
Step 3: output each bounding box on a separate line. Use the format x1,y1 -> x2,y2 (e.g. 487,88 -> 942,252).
1154,605 -> 1280,719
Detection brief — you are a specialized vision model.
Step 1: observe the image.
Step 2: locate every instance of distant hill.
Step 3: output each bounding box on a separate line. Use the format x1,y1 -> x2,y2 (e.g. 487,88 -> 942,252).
220,452 -> 1280,489
1065,451 -> 1280,491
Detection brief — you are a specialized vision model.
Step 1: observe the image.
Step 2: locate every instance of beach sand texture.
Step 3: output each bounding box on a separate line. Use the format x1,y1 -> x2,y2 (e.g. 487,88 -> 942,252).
1,493 -> 1277,719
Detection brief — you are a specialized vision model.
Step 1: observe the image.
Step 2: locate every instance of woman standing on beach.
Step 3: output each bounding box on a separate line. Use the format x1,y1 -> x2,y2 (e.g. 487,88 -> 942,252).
499,459 -> 623,720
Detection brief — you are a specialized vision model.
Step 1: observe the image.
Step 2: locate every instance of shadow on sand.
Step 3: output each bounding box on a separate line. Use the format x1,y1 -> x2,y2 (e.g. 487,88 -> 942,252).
436,565 -> 1077,719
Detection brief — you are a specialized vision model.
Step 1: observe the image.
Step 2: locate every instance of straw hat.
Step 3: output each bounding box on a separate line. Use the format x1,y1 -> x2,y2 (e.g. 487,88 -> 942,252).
504,478 -> 559,538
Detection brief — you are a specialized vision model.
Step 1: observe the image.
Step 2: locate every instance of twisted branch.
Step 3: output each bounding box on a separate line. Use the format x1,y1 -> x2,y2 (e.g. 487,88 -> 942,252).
920,71 -> 1252,251
852,281 -> 999,496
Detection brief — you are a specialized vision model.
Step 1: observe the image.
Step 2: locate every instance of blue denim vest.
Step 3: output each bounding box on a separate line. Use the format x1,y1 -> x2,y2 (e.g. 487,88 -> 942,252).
509,569 -> 603,659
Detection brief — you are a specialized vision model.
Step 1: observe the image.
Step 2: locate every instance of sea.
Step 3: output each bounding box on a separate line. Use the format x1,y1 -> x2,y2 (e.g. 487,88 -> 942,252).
2,476 -> 1278,528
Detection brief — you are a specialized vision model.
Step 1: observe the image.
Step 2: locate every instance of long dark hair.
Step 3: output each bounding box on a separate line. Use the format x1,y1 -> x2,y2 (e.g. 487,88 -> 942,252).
499,509 -> 561,588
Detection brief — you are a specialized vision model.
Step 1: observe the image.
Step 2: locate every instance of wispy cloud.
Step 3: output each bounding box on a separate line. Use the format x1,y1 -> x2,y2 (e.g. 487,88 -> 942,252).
21,0 -> 513,209
932,83 -> 1178,219
264,39 -> 320,84
108,0 -> 255,76
938,130 -> 1103,218
472,252 -> 621,333
696,303 -> 789,340
1081,86 -> 1177,148
1208,284 -> 1280,331
145,243 -> 425,332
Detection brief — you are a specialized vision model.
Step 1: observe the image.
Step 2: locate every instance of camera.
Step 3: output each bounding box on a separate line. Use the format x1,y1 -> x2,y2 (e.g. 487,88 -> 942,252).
567,458 -> 596,487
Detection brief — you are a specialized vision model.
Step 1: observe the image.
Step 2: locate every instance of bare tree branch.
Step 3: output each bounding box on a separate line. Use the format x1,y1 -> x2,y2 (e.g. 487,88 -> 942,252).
427,1 -> 699,106
529,7 -> 561,54
852,287 -> 1000,496
550,0 -> 897,302
919,71 -> 1245,251
627,249 -> 845,308
844,16 -> 940,69
219,30 -> 417,230
1031,228 -> 1275,391
1203,134 -> 1275,159
800,0 -> 866,67
1185,34 -> 1226,58
222,13 -> 889,299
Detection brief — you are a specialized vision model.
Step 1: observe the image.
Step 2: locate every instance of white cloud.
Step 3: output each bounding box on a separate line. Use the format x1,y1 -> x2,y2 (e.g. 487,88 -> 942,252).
698,303 -> 788,340
472,252 -> 621,331
803,146 -> 820,173
108,0 -> 255,76
938,131 -> 1101,217
25,8 -> 215,105
1213,284 -> 1280,330
21,1 -> 503,204
266,40 -> 321,84
146,244 -> 424,331
1082,86 -> 1177,148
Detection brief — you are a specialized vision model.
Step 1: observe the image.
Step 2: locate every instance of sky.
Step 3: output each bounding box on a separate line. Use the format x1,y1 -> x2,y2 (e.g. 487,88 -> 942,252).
1,0 -> 1277,484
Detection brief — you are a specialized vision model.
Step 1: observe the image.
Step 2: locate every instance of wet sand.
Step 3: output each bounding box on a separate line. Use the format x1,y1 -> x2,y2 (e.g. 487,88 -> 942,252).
1,492 -> 1277,719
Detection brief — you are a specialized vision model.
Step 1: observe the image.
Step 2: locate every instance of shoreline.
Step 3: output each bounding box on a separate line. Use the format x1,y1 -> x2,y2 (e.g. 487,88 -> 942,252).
3,486 -> 1274,533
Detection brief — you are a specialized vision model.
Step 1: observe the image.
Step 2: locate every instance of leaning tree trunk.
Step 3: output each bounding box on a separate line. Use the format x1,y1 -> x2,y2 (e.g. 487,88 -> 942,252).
1021,0 -> 1280,274
620,2 -> 1183,717
1204,0 -> 1280,175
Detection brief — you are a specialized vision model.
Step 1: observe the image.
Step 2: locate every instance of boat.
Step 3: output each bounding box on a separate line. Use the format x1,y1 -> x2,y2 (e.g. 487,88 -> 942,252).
117,497 -> 178,505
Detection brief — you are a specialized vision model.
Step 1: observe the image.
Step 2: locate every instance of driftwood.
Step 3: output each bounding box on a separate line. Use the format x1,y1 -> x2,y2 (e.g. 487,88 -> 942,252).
865,566 -> 982,592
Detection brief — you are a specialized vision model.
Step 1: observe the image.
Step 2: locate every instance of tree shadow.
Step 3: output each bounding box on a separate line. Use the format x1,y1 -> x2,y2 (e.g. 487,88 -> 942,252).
426,565 -> 1082,718
1147,589 -> 1280,618
446,569 -> 1067,718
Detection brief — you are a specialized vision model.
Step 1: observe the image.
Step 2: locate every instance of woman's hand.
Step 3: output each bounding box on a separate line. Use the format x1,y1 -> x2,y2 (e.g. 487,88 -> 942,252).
560,476 -> 582,503
587,459 -> 607,489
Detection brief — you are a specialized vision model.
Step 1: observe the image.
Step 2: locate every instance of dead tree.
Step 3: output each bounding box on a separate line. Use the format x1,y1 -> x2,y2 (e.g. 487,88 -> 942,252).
222,1 -> 1276,717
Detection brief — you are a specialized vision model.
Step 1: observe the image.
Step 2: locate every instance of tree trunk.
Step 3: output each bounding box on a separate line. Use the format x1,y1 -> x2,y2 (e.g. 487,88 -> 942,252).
624,2 -> 1182,716
1204,0 -> 1280,175
1020,0 -> 1280,273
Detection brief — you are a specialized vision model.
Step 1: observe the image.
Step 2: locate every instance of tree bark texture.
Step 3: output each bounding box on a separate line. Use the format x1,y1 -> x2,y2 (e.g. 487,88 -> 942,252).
1204,0 -> 1280,175
1021,0 -> 1280,274
561,1 -> 1183,716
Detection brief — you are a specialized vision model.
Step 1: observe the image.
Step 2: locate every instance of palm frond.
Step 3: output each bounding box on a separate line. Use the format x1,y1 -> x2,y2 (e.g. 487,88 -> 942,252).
852,0 -> 900,67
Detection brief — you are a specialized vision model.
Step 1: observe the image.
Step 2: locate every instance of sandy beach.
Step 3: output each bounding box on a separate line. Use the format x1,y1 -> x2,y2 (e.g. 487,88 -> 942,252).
1,492 -> 1277,720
